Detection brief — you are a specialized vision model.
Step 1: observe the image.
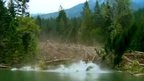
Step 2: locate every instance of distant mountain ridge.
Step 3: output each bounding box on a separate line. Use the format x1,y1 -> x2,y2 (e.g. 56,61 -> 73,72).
32,0 -> 144,19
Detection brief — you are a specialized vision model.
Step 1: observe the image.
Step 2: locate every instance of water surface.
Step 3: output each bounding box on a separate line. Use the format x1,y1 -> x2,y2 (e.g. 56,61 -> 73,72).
0,69 -> 143,81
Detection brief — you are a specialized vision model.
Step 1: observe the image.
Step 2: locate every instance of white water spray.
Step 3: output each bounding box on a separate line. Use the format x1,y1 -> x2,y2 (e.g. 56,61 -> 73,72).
11,60 -> 108,73
11,66 -> 40,71
47,61 -> 106,73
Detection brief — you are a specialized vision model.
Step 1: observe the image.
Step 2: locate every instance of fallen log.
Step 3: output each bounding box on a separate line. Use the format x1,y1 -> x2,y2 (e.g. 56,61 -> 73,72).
123,56 -> 133,63
123,56 -> 144,67
130,72 -> 144,77
0,64 -> 9,68
139,64 -> 144,67
46,58 -> 71,64
135,73 -> 144,77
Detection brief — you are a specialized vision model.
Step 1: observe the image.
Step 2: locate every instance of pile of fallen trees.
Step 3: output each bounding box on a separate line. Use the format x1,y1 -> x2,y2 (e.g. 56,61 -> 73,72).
123,51 -> 144,67
121,51 -> 144,76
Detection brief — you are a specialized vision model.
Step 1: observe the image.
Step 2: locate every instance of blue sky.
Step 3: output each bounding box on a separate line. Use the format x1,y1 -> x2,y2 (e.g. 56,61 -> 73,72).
29,0 -> 86,14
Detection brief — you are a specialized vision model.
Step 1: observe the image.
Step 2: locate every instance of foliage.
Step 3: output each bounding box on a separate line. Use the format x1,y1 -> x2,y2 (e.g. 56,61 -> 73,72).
16,17 -> 40,64
104,0 -> 135,67
80,1 -> 93,44
130,9 -> 144,52
8,0 -> 16,18
0,0 -> 39,65
56,6 -> 69,40
123,60 -> 144,73
35,0 -> 144,68
19,0 -> 30,16
0,0 -> 16,64
38,60 -> 47,70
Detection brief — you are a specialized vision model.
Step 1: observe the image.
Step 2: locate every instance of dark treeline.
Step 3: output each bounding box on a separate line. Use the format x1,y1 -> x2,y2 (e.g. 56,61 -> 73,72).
0,0 -> 39,66
36,0 -> 144,67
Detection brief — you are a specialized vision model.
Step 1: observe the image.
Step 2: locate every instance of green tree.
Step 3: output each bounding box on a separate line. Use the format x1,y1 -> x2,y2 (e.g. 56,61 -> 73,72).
66,18 -> 81,43
93,0 -> 103,29
0,0 -> 15,64
36,15 -> 42,27
94,0 -> 100,14
80,1 -> 93,44
16,17 -> 40,64
104,0 -> 134,67
15,0 -> 29,16
0,0 -> 40,65
56,5 -> 69,40
8,0 -> 16,18
130,9 -> 144,52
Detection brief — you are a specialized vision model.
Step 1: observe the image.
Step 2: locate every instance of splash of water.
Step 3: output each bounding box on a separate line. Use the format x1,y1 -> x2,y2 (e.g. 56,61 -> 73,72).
11,66 -> 40,71
47,61 -> 106,73
11,60 -> 108,73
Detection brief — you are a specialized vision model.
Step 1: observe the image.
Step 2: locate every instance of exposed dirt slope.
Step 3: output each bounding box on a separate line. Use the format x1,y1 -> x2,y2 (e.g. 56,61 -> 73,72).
39,40 -> 98,62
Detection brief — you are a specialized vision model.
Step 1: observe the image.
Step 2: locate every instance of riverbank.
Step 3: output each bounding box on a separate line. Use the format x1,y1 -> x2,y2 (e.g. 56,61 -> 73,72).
38,41 -> 144,76
1,40 -> 144,77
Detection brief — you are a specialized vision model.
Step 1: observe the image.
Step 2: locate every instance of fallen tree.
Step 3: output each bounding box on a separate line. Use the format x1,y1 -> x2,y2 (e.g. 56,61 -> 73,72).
0,64 -> 10,68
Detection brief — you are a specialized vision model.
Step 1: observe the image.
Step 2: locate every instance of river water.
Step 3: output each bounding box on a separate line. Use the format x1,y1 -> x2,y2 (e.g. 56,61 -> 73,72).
0,70 -> 144,81
0,61 -> 143,81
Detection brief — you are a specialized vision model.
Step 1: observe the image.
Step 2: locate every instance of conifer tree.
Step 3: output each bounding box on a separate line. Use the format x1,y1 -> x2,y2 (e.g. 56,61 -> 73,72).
56,5 -> 69,39
8,0 -> 16,18
104,0 -> 134,67
0,0 -> 15,64
15,0 -> 30,16
80,1 -> 93,44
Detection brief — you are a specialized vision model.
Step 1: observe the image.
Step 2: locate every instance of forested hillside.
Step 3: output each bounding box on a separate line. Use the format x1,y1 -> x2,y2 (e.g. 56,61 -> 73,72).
36,0 -> 144,68
34,0 -> 144,19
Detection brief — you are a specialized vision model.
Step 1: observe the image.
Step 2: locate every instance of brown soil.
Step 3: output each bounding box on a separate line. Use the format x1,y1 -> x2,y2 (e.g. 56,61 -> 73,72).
38,40 -> 99,63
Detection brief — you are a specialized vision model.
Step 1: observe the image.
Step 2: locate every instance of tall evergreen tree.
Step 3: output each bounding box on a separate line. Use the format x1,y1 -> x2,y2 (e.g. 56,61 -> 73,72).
36,15 -> 42,27
94,0 -> 100,14
93,0 -> 105,29
80,1 -> 93,44
8,0 -> 16,18
15,0 -> 30,16
104,0 -> 134,67
130,9 -> 144,52
56,5 -> 69,39
0,0 -> 15,64
81,0 -> 91,17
